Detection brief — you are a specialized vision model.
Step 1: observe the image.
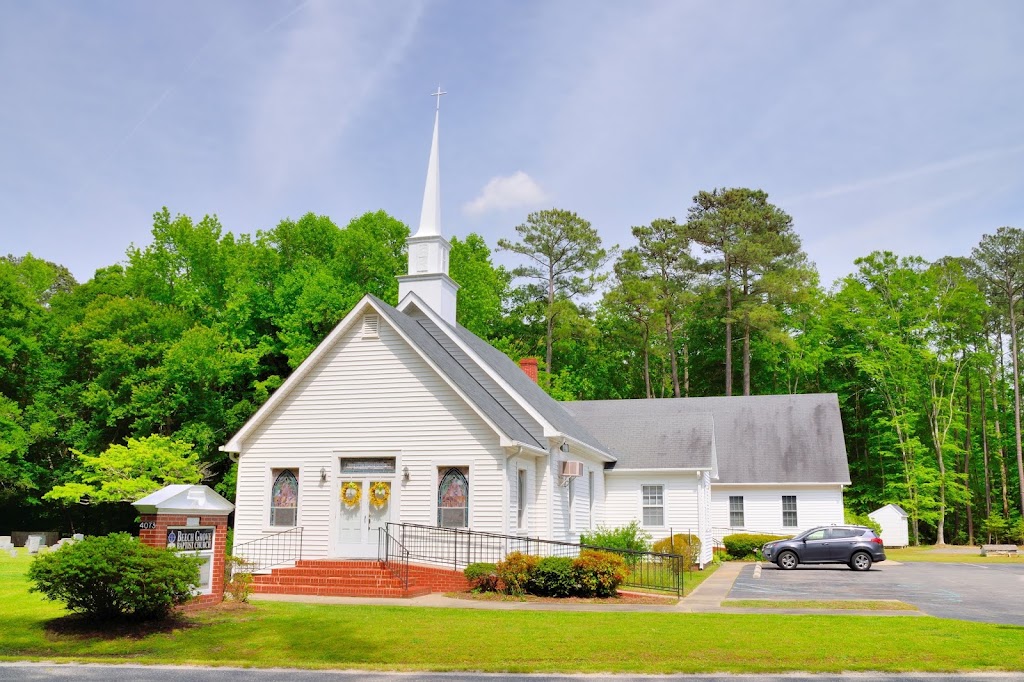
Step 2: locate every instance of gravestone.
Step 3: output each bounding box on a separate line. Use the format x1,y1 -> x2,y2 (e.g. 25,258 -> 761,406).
72,533 -> 84,541
0,536 -> 12,550
26,536 -> 42,554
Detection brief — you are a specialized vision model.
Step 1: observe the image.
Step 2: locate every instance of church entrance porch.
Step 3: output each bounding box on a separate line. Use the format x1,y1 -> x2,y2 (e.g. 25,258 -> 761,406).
334,457 -> 397,558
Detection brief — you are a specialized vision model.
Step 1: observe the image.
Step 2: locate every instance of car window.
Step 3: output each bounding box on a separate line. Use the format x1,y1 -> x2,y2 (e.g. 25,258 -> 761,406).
805,529 -> 827,541
829,528 -> 860,539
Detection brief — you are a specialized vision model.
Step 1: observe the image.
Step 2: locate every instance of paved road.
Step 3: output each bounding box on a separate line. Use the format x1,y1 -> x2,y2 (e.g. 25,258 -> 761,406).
1,665 -> 1023,682
730,561 -> 1024,625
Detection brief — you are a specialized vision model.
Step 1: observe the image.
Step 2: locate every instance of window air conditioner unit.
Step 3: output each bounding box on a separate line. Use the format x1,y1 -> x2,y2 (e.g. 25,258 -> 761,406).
560,460 -> 583,477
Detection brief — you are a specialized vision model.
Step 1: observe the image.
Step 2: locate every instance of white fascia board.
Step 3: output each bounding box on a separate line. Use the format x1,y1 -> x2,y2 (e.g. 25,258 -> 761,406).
223,295 -> 517,453
396,292 -> 559,435
397,293 -> 617,462
504,441 -> 549,459
710,481 -> 850,487
606,467 -> 711,474
554,435 -> 616,463
221,296 -> 378,452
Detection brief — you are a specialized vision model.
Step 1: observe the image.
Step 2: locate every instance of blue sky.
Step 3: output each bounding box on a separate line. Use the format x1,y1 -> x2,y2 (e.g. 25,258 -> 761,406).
2,1 -> 1022,287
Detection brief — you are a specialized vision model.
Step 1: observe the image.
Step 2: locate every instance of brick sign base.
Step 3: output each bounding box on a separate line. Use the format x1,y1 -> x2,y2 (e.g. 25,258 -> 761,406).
139,513 -> 228,609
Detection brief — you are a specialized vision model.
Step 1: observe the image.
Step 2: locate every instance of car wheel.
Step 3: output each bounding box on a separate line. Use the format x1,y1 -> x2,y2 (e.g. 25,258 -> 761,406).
850,551 -> 872,571
777,550 -> 799,570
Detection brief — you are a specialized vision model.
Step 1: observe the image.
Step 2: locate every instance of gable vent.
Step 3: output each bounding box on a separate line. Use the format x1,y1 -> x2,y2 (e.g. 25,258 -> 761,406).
361,314 -> 380,339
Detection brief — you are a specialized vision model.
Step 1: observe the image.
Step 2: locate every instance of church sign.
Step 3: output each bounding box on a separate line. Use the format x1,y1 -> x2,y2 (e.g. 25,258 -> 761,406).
166,527 -> 214,551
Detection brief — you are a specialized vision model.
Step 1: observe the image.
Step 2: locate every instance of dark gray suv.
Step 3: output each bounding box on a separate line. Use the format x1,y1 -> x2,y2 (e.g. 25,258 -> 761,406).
761,525 -> 886,571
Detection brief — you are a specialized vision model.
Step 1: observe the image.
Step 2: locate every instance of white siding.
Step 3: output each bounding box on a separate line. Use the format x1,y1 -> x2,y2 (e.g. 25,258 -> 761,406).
868,505 -> 909,547
233,313 -> 507,558
548,451 -> 606,543
507,455 -> 539,535
604,472 -> 701,544
711,484 -> 844,539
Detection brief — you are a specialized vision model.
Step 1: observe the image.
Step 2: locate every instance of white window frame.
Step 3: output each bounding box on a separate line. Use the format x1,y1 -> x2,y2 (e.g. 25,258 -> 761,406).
641,484 -> 665,528
516,468 -> 528,532
782,495 -> 798,528
568,476 -> 576,531
729,495 -> 745,527
268,464 -> 299,528
587,470 -> 595,530
437,465 -> 471,529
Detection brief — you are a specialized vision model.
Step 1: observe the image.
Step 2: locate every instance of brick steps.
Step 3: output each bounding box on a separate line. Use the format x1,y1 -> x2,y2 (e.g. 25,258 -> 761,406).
251,559 -> 468,598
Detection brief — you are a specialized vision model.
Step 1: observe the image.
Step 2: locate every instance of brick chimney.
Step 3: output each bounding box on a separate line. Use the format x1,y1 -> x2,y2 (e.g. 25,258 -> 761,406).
518,357 -> 538,383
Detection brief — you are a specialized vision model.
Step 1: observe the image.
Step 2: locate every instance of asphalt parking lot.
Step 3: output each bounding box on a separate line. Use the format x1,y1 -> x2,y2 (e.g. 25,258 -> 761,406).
729,560 -> 1024,625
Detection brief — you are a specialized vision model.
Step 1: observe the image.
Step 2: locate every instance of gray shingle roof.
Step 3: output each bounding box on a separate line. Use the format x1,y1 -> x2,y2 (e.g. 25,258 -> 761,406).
371,295 -> 848,484
370,296 -> 545,450
567,395 -> 850,483
561,401 -> 714,470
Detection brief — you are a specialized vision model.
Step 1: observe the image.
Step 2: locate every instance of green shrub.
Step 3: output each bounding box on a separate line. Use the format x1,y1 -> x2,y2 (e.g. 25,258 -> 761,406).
225,553 -> 253,603
580,521 -> 652,554
496,552 -> 539,596
723,533 -> 791,559
572,550 -> 627,597
27,533 -> 202,620
844,509 -> 883,536
529,557 -> 577,597
652,533 -> 702,573
463,562 -> 499,592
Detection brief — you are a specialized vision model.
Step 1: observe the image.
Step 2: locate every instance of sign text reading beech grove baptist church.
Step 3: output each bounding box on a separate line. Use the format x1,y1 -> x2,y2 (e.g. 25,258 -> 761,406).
166,528 -> 213,551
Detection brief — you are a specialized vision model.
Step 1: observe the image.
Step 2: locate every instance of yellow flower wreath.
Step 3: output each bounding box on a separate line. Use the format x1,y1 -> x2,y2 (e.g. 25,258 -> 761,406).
340,481 -> 361,508
369,481 -> 391,509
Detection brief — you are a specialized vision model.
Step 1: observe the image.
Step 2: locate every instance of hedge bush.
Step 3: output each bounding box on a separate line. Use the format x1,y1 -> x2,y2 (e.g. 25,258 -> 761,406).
496,552 -> 540,596
652,533 -> 701,573
529,557 -> 576,597
463,562 -> 499,592
27,533 -> 202,620
572,550 -> 627,597
580,521 -> 652,554
723,533 -> 791,559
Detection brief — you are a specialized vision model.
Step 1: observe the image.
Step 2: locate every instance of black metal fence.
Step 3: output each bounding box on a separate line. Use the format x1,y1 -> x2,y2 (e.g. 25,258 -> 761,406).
232,526 -> 303,573
383,522 -> 689,595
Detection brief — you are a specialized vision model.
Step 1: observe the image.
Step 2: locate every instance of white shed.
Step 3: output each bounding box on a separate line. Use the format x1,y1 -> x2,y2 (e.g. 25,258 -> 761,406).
868,503 -> 909,548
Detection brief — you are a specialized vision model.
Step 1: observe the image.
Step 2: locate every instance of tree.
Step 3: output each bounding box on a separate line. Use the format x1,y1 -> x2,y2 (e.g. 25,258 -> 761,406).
44,435 -> 206,505
625,218 -> 698,397
498,209 -> 612,379
606,252 -> 659,398
449,234 -> 510,338
686,188 -> 806,395
971,227 -> 1024,516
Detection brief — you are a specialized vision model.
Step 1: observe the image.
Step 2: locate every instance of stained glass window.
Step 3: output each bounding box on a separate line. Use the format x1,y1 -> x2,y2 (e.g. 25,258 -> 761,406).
270,469 -> 298,527
438,468 -> 468,528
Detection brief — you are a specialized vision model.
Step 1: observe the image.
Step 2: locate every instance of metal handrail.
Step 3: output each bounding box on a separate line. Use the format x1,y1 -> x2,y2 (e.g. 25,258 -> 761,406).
231,526 -> 303,572
377,526 -> 410,589
385,522 -> 690,595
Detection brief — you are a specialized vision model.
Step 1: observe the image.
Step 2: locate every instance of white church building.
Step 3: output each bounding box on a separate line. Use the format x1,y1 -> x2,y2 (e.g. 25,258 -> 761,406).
222,99 -> 850,572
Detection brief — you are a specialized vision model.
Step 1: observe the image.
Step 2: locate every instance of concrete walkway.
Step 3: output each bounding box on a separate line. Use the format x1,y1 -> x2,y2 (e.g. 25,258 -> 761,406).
250,561 -> 923,617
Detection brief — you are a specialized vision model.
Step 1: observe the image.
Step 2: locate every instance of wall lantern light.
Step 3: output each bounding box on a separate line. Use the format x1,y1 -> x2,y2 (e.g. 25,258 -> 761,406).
403,466 -> 411,482
320,467 -> 327,483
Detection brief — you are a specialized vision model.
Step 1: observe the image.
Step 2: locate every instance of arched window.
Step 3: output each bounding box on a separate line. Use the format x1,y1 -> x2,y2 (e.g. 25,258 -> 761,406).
438,468 -> 468,528
270,469 -> 298,527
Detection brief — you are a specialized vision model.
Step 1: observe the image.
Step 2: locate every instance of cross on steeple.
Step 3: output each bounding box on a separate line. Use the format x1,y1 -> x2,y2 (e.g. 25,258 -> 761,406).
431,85 -> 447,111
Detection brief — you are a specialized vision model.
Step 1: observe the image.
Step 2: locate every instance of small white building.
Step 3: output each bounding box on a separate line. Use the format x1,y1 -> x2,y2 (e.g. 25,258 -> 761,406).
868,503 -> 909,548
222,99 -> 850,571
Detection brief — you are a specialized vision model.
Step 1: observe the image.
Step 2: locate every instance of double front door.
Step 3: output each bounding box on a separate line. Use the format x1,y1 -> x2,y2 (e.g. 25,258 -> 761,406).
336,457 -> 396,557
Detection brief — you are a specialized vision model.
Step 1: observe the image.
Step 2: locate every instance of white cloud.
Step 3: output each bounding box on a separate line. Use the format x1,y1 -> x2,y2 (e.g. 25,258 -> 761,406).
463,171 -> 548,217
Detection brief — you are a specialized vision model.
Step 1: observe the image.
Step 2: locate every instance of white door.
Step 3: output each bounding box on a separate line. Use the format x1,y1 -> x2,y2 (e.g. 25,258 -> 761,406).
336,457 -> 397,558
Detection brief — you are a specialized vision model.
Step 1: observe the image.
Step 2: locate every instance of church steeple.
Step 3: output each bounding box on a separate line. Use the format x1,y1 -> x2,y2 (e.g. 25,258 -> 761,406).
398,86 -> 460,325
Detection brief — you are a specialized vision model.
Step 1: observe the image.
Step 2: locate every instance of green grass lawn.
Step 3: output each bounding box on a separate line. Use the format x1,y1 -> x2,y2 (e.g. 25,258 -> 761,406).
2,551 -> 1024,673
886,545 -> 1024,563
722,599 -> 918,611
